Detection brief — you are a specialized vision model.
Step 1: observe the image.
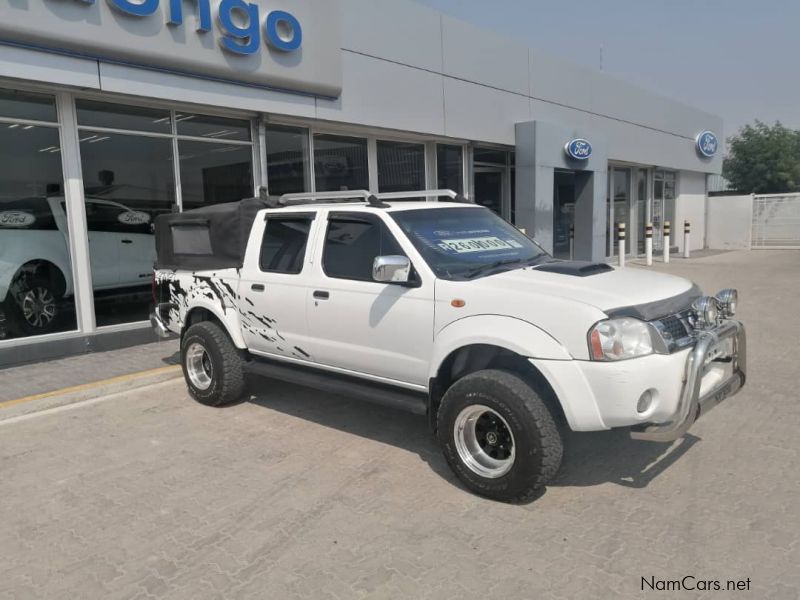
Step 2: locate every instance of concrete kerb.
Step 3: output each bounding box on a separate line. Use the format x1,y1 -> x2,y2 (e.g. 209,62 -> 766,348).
0,365 -> 182,422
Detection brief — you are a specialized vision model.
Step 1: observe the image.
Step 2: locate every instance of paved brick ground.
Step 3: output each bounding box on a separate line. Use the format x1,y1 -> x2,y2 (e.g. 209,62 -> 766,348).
0,339 -> 179,403
0,250 -> 798,599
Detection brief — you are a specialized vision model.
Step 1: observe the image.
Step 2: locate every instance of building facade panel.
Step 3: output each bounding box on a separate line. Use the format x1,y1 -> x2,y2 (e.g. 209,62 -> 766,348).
528,50 -> 597,114
340,0 -> 444,72
315,51 -> 446,137
98,63 -> 317,119
441,15 -> 530,97
443,77 -> 530,144
0,44 -> 101,91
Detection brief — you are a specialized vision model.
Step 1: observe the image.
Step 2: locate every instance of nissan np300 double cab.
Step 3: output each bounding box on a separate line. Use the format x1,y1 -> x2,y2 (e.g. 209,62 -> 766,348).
151,190 -> 746,502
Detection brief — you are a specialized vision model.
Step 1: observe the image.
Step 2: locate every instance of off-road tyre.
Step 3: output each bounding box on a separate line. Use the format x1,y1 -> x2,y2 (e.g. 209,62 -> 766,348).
437,369 -> 563,502
181,321 -> 245,407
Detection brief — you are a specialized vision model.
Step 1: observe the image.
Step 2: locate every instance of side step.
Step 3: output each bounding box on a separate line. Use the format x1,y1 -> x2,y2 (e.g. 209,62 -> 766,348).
244,357 -> 428,416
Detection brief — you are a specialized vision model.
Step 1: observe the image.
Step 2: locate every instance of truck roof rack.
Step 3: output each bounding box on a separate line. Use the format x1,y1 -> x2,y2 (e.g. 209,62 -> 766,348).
276,188 -> 467,208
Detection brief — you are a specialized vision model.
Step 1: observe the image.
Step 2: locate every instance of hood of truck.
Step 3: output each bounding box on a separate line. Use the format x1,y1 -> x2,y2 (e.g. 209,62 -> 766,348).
433,262 -> 699,360
478,263 -> 696,314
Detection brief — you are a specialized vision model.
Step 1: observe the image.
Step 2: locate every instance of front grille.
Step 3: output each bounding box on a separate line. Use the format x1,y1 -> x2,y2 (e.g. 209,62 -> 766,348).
652,309 -> 696,352
659,314 -> 690,340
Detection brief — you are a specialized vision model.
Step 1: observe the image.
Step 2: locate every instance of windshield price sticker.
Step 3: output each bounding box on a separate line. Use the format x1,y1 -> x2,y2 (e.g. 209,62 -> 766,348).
438,236 -> 523,254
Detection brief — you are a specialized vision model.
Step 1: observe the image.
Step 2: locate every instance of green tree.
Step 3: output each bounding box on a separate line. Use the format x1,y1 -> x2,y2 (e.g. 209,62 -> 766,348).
723,121 -> 800,194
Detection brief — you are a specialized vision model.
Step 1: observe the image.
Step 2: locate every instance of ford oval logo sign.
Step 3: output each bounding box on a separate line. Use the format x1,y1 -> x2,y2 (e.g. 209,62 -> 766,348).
0,211 -> 36,228
117,210 -> 151,226
696,131 -> 719,158
565,139 -> 592,160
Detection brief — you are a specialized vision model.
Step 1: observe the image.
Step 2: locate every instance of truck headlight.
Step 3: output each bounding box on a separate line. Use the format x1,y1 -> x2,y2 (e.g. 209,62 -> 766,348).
588,318 -> 655,361
715,288 -> 737,317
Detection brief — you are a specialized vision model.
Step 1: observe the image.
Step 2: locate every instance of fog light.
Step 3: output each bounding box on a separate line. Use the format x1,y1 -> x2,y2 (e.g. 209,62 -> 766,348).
637,390 -> 654,414
692,296 -> 719,328
715,288 -> 738,317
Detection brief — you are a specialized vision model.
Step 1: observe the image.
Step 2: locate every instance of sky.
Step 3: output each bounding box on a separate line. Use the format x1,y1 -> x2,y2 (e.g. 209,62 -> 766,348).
414,0 -> 800,141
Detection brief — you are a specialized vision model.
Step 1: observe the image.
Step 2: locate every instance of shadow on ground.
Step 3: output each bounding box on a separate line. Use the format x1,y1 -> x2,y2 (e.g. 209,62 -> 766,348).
162,350 -> 181,366
245,375 -> 700,497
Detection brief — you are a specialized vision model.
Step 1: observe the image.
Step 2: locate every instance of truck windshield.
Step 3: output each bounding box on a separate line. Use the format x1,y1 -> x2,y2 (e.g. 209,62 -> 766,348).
390,206 -> 549,280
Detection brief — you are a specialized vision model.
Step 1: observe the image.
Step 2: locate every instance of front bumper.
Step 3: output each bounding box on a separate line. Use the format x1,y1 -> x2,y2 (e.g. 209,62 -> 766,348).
530,319 -> 747,439
630,319 -> 746,442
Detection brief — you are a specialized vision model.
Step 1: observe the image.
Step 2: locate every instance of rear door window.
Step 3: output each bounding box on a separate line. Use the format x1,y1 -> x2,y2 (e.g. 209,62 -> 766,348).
259,215 -> 314,274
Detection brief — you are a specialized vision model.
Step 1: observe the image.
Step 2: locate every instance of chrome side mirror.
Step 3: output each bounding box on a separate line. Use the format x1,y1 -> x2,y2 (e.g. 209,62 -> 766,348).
372,255 -> 411,283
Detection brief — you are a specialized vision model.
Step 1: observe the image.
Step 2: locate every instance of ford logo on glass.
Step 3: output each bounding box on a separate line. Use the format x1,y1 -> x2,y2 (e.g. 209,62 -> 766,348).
696,131 -> 719,158
0,211 -> 36,228
564,139 -> 592,160
117,211 -> 151,225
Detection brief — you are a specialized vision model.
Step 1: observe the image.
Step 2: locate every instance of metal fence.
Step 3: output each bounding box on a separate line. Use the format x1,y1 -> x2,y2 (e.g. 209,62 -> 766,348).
751,193 -> 800,248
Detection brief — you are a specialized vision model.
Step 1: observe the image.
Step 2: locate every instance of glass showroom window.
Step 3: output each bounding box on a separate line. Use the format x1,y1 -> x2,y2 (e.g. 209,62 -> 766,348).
176,113 -> 254,210
76,99 -> 176,328
377,140 -> 425,193
0,88 -> 76,342
314,134 -> 369,192
436,144 -> 464,195
75,100 -> 255,328
264,124 -> 310,197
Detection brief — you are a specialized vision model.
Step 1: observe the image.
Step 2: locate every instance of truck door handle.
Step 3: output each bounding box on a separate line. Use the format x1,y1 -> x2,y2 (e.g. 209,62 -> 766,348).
251,283 -> 265,292
121,239 -> 133,244
313,290 -> 329,300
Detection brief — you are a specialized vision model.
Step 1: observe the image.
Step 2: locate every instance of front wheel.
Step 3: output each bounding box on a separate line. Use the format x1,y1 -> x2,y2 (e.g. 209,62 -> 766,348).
437,369 -> 563,502
4,275 -> 61,337
181,321 -> 245,406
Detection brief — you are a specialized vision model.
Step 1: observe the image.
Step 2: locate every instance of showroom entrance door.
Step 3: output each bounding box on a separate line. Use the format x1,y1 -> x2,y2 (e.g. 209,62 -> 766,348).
473,147 -> 513,221
606,166 -> 633,257
474,166 -> 505,217
652,170 -> 676,251
553,170 -> 576,259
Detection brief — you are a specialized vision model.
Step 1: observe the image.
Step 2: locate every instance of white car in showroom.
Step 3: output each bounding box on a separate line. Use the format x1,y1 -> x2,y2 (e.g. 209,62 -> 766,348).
0,196 -> 155,337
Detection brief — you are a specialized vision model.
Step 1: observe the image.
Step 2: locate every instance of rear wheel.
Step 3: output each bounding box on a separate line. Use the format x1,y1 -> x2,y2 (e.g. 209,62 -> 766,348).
437,369 -> 563,502
3,275 -> 61,337
181,321 -> 245,406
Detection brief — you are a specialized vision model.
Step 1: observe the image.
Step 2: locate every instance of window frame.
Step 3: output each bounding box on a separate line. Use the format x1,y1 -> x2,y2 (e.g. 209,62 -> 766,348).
320,211 -> 408,283
258,212 -> 316,275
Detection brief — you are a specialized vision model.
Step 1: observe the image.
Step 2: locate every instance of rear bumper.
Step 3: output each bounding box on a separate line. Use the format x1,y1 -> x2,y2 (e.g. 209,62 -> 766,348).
630,319 -> 746,442
149,307 -> 173,339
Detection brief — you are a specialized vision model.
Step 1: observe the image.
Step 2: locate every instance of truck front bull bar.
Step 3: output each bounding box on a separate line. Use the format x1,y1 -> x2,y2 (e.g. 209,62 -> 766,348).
630,319 -> 747,442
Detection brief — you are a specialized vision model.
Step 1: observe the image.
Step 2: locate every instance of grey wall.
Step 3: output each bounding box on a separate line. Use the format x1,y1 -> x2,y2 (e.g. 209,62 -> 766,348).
707,195 -> 754,250
675,171 -> 708,252
0,0 -> 723,174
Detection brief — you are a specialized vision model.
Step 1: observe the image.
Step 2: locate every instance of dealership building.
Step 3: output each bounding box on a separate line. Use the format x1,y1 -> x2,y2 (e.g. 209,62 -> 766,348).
0,0 -> 723,364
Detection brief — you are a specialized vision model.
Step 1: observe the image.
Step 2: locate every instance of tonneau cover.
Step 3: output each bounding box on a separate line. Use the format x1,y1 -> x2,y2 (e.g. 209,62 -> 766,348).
154,197 -> 268,270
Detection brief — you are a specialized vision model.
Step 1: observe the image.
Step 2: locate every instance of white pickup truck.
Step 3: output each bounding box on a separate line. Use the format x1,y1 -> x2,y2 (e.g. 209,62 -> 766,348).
0,196 -> 155,337
151,190 -> 746,502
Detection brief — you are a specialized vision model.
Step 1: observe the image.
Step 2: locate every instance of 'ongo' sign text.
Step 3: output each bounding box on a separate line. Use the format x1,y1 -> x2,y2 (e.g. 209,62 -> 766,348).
0,0 -> 342,96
